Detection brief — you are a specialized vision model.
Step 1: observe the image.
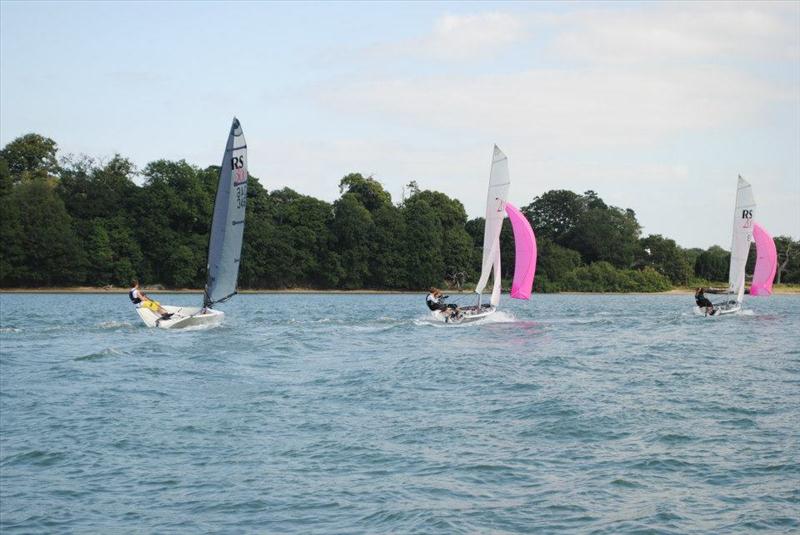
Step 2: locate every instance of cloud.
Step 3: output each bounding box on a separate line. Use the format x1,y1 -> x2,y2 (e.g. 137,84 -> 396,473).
322,64 -> 790,150
384,12 -> 527,61
308,2 -> 799,246
550,2 -> 800,64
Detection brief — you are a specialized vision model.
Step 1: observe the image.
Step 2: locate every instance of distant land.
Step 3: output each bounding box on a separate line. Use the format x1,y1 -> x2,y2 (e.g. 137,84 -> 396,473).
2,133 -> 799,293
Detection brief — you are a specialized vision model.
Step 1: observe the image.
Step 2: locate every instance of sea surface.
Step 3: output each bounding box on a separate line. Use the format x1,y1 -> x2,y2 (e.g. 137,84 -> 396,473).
1,293 -> 798,534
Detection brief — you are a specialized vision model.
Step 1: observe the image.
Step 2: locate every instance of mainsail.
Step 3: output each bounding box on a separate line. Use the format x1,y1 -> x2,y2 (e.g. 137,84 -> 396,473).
727,176 -> 755,304
474,145 -> 511,307
204,117 -> 248,308
505,202 -> 537,300
750,222 -> 777,296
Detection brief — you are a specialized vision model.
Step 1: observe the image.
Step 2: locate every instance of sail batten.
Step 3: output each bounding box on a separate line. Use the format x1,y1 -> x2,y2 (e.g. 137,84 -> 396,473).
204,117 -> 248,308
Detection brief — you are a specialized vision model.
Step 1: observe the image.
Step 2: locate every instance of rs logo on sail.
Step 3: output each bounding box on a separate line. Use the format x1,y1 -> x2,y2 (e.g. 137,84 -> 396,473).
742,209 -> 753,219
231,155 -> 247,186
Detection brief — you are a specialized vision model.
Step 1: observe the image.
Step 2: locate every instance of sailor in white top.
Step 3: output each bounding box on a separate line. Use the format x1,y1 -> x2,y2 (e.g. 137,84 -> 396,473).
128,279 -> 172,319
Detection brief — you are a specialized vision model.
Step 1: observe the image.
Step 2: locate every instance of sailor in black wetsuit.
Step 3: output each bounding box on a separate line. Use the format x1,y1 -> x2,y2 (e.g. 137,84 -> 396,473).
694,287 -> 716,316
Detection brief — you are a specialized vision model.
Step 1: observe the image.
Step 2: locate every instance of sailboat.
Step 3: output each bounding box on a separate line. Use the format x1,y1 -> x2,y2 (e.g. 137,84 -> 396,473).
701,175 -> 777,316
136,117 -> 248,329
432,145 -> 537,323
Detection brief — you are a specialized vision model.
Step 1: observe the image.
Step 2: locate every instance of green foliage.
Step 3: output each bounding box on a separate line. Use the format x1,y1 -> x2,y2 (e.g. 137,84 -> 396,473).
369,205 -> 408,288
536,238 -> 582,283
0,179 -> 86,285
774,235 -> 800,283
338,173 -> 392,212
558,262 -> 672,292
694,245 -> 729,282
522,189 -> 585,245
332,193 -> 373,288
567,207 -> 641,268
637,234 -> 693,285
402,197 -> 444,288
4,133 -> 793,294
0,133 -> 59,180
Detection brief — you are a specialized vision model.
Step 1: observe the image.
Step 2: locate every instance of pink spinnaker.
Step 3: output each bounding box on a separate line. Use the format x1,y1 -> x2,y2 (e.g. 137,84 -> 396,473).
750,221 -> 777,296
505,202 -> 537,300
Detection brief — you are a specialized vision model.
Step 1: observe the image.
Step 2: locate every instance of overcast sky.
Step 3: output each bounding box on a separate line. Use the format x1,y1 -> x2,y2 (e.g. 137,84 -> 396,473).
2,0 -> 798,248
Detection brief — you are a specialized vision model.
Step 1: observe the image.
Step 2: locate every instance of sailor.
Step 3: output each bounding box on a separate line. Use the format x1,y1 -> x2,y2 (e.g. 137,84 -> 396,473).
694,287 -> 716,316
129,280 -> 173,320
426,287 -> 459,319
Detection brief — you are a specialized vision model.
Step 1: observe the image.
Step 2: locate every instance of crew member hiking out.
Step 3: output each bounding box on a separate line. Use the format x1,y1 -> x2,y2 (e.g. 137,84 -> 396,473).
129,280 -> 173,320
695,287 -> 716,316
426,287 -> 459,321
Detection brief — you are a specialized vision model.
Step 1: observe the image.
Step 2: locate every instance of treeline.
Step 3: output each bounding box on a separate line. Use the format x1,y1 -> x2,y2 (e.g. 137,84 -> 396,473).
1,133 -> 799,291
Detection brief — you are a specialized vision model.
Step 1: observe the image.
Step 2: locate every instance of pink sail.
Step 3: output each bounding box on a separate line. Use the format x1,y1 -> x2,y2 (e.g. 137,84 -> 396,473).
505,202 -> 537,300
750,221 -> 777,296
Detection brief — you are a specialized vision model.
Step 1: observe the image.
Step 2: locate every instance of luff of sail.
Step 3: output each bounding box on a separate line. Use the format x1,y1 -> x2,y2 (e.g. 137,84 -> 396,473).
750,222 -> 777,296
475,145 -> 511,307
505,202 -> 537,300
727,175 -> 755,304
204,117 -> 248,308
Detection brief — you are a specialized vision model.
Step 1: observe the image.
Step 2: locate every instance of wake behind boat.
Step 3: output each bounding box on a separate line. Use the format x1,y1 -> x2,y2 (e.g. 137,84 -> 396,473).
429,146 -> 537,324
695,176 -> 777,317
135,118 -> 248,329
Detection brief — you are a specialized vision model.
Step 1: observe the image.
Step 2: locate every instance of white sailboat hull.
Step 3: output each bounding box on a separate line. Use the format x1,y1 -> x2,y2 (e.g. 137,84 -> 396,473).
432,305 -> 496,324
693,301 -> 741,317
136,305 -> 224,329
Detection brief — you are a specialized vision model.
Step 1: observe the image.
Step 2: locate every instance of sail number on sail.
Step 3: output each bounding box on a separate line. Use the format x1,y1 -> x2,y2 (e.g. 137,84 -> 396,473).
232,154 -> 247,209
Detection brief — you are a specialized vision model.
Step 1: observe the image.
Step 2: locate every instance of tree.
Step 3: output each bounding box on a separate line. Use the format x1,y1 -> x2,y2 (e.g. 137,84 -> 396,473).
567,206 -> 641,268
535,237 -> 582,284
401,189 -> 474,287
58,154 -> 138,220
331,193 -> 373,288
522,190 -> 586,245
694,245 -> 730,282
0,133 -> 58,181
338,173 -> 392,212
0,179 -> 86,285
637,234 -> 693,285
128,160 -> 215,286
774,236 -> 800,284
402,197 -> 444,288
368,205 -> 408,288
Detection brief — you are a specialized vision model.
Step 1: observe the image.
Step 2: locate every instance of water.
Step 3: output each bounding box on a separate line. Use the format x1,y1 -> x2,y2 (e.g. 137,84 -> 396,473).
1,293 -> 798,534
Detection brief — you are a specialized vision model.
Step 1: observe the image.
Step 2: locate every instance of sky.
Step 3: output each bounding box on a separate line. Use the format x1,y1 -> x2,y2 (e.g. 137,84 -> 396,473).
1,0 -> 798,249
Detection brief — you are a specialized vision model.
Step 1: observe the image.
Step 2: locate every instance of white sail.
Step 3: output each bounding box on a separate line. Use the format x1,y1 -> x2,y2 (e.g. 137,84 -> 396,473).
727,175 -> 755,304
204,117 -> 248,307
475,145 -> 511,306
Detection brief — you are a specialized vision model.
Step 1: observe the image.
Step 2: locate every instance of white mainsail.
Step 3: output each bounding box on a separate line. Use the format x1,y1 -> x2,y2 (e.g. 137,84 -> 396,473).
204,117 -> 248,308
727,175 -> 755,305
474,145 -> 511,307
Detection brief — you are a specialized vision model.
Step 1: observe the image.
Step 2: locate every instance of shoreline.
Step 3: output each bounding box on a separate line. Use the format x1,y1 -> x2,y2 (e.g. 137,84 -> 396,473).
2,286 -> 799,295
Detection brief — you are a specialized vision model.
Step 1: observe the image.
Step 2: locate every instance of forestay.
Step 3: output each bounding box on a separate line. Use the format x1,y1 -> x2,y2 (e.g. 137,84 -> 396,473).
727,176 -> 755,304
204,118 -> 248,308
475,145 -> 511,307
